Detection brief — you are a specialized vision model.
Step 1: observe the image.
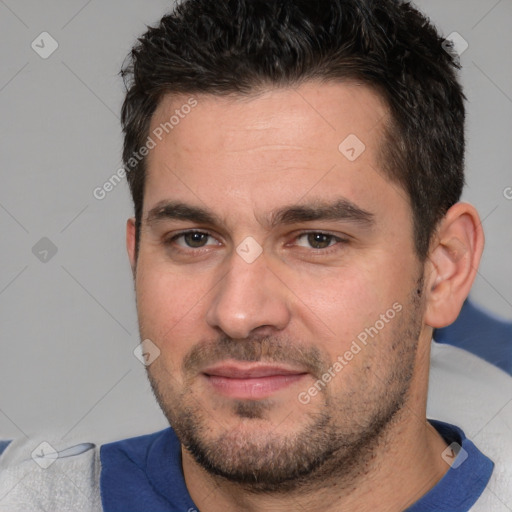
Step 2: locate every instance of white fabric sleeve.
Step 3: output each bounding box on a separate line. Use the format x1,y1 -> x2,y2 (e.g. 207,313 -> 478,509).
428,341 -> 512,511
0,433 -> 102,512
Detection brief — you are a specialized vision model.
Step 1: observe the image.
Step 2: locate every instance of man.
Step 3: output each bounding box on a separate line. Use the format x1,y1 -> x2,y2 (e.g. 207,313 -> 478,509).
1,0 -> 511,511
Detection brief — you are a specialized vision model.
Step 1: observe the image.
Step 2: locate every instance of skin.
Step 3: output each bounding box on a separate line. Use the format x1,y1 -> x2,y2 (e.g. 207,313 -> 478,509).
126,81 -> 484,512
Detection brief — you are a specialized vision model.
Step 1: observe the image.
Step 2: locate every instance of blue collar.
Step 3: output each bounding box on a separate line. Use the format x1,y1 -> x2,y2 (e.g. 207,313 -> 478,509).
405,420 -> 493,511
100,420 -> 493,511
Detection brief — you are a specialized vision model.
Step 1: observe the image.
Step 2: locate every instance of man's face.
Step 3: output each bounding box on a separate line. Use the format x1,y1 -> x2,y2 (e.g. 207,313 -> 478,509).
129,82 -> 428,489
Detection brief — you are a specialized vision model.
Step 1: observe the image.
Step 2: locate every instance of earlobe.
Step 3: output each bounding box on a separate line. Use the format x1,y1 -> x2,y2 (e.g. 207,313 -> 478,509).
423,203 -> 484,328
126,217 -> 137,277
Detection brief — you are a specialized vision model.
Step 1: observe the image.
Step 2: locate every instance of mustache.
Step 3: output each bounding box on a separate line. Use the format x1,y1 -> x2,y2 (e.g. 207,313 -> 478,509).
182,335 -> 329,378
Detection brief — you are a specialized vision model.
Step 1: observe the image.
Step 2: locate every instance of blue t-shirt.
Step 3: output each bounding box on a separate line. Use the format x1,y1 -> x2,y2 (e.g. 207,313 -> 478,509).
99,419 -> 493,512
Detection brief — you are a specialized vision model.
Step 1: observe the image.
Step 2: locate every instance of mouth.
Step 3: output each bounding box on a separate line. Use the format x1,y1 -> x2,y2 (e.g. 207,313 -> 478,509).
202,362 -> 309,400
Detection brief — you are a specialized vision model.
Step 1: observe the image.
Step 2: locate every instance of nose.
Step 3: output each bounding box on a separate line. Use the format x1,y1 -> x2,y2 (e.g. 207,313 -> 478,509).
205,249 -> 292,339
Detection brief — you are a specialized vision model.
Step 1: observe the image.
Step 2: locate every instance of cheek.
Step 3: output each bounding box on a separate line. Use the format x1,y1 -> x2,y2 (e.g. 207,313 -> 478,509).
286,259 -> 410,363
135,263 -> 211,354
287,267 -> 384,334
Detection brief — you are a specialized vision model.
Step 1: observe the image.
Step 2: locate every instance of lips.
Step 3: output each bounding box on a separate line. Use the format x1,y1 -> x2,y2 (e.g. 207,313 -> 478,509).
203,363 -> 306,379
202,362 -> 308,399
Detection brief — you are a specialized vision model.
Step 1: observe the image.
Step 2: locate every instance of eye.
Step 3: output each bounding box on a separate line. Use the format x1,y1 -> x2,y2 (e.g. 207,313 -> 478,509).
169,231 -> 220,249
295,232 -> 342,249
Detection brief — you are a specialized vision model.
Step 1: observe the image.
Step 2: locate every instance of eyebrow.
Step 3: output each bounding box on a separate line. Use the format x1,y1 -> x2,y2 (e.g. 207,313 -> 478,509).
145,198 -> 375,229
146,201 -> 220,226
269,199 -> 374,228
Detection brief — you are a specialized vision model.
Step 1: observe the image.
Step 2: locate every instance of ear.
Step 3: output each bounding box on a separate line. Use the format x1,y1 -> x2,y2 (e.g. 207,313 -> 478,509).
423,202 -> 484,328
126,217 -> 137,278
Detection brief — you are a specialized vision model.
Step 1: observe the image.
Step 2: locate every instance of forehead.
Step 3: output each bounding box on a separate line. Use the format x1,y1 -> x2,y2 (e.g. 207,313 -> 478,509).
143,81 -> 409,230
149,81 -> 388,157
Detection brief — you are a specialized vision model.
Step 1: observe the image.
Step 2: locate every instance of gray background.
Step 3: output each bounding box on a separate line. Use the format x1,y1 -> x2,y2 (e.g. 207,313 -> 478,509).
0,0 -> 511,443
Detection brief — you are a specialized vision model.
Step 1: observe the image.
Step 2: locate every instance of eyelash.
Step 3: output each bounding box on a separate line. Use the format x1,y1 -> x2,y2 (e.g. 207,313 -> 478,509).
164,230 -> 349,254
166,230 -> 219,250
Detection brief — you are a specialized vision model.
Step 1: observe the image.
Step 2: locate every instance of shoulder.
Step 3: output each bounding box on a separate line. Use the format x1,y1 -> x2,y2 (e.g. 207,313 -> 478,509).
100,427 -> 170,461
0,433 -> 102,512
428,340 -> 512,424
434,299 -> 512,374
428,341 -> 512,510
98,427 -> 171,484
98,427 -> 189,511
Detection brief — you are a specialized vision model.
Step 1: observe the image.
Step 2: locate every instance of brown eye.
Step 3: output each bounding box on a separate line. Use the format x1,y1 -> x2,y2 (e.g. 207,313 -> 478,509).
169,231 -> 218,249
307,233 -> 334,249
295,232 -> 337,249
182,232 -> 210,248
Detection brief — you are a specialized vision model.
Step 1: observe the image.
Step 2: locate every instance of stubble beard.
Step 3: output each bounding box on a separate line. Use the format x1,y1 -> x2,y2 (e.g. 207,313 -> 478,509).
145,282 -> 425,494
